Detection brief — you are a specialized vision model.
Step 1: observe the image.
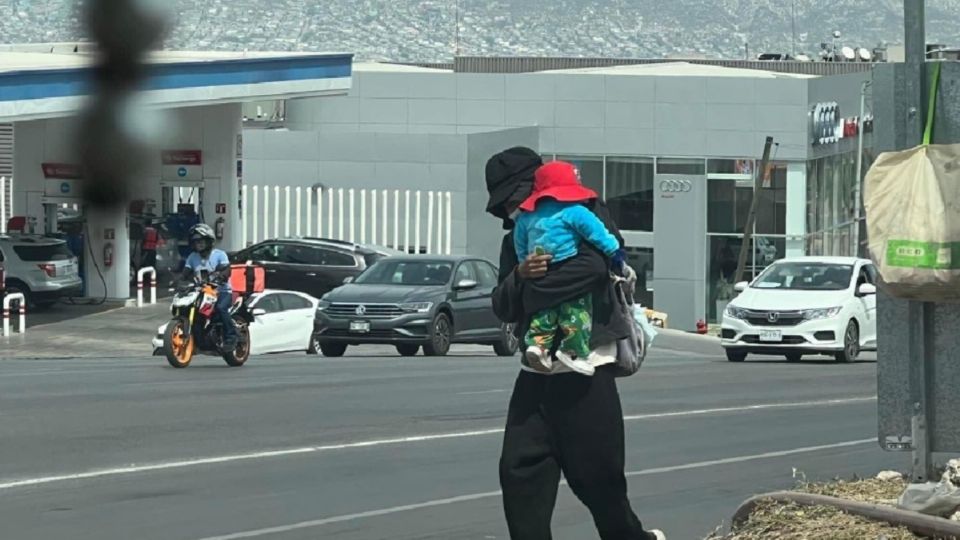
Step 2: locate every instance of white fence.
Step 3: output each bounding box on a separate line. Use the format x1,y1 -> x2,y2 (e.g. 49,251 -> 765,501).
241,186 -> 454,255
0,176 -> 9,234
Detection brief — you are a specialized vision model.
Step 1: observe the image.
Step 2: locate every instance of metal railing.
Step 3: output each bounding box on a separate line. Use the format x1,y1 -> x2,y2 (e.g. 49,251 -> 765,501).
0,176 -> 7,234
136,266 -> 157,307
241,186 -> 454,255
2,292 -> 26,336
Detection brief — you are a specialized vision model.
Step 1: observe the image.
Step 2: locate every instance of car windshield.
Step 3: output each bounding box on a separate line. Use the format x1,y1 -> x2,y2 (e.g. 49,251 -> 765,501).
355,260 -> 453,285
752,262 -> 854,291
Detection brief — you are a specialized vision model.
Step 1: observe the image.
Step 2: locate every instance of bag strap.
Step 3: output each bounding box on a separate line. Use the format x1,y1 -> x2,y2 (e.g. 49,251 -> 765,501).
923,61 -> 942,146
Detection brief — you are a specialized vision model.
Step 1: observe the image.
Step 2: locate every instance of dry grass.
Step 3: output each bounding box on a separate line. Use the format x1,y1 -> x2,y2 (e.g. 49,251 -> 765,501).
705,476 -> 919,540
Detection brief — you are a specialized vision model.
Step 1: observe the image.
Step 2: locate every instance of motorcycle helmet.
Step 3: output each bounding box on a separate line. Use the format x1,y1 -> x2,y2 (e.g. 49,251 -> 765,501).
189,223 -> 216,256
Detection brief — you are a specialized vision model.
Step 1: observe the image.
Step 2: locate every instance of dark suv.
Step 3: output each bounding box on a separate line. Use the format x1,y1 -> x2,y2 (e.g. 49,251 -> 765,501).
230,238 -> 396,300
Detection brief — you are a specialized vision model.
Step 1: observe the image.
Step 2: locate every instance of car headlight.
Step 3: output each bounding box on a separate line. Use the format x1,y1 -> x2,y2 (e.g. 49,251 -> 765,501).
724,305 -> 749,320
803,307 -> 842,320
400,302 -> 433,313
317,300 -> 331,312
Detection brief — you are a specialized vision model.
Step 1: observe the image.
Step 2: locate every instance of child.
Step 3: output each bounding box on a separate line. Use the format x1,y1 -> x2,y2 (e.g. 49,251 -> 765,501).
514,161 -> 623,376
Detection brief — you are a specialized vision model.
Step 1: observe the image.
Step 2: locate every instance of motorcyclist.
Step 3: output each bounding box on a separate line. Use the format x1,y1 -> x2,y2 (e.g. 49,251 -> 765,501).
180,223 -> 237,350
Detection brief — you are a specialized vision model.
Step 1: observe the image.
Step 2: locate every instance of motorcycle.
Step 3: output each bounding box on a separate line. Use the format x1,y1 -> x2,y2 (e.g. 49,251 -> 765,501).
162,278 -> 253,368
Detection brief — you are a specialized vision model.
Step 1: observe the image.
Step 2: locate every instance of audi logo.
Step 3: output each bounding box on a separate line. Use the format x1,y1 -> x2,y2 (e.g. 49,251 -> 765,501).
355,305 -> 367,316
659,180 -> 693,193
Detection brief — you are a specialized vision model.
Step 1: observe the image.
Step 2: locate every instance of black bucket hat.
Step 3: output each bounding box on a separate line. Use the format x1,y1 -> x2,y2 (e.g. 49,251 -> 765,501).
485,147 -> 542,228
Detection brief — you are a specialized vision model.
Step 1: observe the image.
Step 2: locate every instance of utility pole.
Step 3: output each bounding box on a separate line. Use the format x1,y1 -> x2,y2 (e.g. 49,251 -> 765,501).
733,136 -> 774,285
903,0 -> 933,484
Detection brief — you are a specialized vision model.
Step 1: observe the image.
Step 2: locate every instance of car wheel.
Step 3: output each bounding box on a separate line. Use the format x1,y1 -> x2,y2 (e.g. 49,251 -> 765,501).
726,349 -> 747,363
786,353 -> 803,362
320,343 -> 348,358
835,320 -> 860,364
396,344 -> 420,357
493,323 -> 519,356
423,312 -> 452,357
307,333 -> 321,355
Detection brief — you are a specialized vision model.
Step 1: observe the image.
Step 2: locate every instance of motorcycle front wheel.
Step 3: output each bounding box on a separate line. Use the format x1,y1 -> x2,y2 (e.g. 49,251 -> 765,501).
223,319 -> 250,367
163,318 -> 195,368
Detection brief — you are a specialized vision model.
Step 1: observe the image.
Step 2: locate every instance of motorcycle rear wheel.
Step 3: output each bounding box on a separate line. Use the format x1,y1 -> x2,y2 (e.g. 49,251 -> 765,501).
223,319 -> 250,367
164,319 -> 194,368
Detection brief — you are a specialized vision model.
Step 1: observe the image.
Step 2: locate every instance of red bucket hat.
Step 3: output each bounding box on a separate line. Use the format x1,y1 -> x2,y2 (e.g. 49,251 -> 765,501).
519,161 -> 598,212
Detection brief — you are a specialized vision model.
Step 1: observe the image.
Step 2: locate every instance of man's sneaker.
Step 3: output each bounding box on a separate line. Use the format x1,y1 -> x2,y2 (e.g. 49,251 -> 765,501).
650,529 -> 667,540
556,351 -> 595,376
524,346 -> 552,373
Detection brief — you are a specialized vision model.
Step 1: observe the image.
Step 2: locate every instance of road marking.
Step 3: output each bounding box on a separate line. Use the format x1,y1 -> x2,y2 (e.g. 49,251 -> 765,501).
0,396 -> 876,492
194,437 -> 876,540
457,389 -> 510,395
623,396 -> 876,421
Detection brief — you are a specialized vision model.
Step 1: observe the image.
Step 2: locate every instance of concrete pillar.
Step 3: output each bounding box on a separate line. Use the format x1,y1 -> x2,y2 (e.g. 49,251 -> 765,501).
199,104 -> 242,252
785,162 -> 807,258
84,208 -> 130,301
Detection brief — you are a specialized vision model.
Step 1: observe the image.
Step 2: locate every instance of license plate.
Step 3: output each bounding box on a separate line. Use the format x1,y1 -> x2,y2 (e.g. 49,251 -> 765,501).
63,264 -> 78,276
759,330 -> 782,342
349,321 -> 371,333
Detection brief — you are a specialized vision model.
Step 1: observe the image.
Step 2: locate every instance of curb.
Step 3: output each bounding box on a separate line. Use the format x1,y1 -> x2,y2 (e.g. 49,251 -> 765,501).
658,328 -> 720,342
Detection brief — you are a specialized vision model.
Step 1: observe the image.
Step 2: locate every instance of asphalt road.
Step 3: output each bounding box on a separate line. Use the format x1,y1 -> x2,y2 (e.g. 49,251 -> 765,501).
0,334 -> 901,540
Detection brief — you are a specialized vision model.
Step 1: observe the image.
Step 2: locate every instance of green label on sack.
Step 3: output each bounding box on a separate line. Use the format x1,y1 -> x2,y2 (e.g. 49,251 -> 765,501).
886,240 -> 960,269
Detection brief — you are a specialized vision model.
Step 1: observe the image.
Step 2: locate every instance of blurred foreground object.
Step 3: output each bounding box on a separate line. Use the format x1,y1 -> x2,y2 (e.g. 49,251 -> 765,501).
78,0 -> 170,209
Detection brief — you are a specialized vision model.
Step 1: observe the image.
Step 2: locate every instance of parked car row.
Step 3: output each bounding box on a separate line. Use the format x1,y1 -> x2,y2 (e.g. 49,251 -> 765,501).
151,237 -> 516,359
720,256 -> 878,364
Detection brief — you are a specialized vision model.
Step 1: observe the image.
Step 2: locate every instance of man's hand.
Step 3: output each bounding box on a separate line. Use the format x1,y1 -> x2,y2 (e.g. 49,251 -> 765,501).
518,253 -> 552,280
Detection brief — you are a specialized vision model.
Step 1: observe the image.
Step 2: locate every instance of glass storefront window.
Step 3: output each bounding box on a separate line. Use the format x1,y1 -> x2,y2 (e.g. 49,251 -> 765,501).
656,158 -> 705,176
821,156 -> 835,230
753,236 -> 786,275
555,155 -> 604,198
707,179 -> 753,234
707,235 -> 786,322
606,157 -> 654,232
707,159 -> 754,235
625,246 -> 654,308
708,159 -> 756,176
806,160 -> 821,235
756,163 -> 787,235
707,236 -> 744,322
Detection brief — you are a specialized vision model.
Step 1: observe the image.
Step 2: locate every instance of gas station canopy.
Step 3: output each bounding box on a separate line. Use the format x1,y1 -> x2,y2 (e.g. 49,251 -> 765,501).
0,46 -> 353,122
0,44 -> 354,302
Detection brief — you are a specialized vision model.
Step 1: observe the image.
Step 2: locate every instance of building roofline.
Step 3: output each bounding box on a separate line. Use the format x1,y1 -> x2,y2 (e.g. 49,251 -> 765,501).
399,55 -> 874,77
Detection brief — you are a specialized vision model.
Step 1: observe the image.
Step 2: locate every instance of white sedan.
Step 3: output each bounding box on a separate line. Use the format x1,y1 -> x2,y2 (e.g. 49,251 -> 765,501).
721,256 -> 878,363
152,289 -> 320,357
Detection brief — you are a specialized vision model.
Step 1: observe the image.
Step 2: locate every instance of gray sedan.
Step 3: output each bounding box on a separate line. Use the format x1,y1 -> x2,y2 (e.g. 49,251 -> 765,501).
313,255 -> 518,357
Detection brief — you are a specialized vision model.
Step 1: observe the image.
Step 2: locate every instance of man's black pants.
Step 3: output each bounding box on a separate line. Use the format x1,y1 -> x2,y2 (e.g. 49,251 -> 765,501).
499,366 -> 654,540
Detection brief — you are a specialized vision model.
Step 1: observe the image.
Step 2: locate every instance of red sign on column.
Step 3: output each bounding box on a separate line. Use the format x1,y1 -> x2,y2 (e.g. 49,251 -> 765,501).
161,150 -> 202,166
215,203 -> 227,214
41,163 -> 83,179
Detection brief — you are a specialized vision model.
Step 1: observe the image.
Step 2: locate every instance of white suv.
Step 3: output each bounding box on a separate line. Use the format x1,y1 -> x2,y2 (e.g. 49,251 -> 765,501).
0,234 -> 82,308
721,256 -> 878,363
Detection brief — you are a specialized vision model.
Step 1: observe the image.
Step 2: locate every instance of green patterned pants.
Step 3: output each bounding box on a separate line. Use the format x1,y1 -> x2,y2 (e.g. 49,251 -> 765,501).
525,294 -> 593,359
